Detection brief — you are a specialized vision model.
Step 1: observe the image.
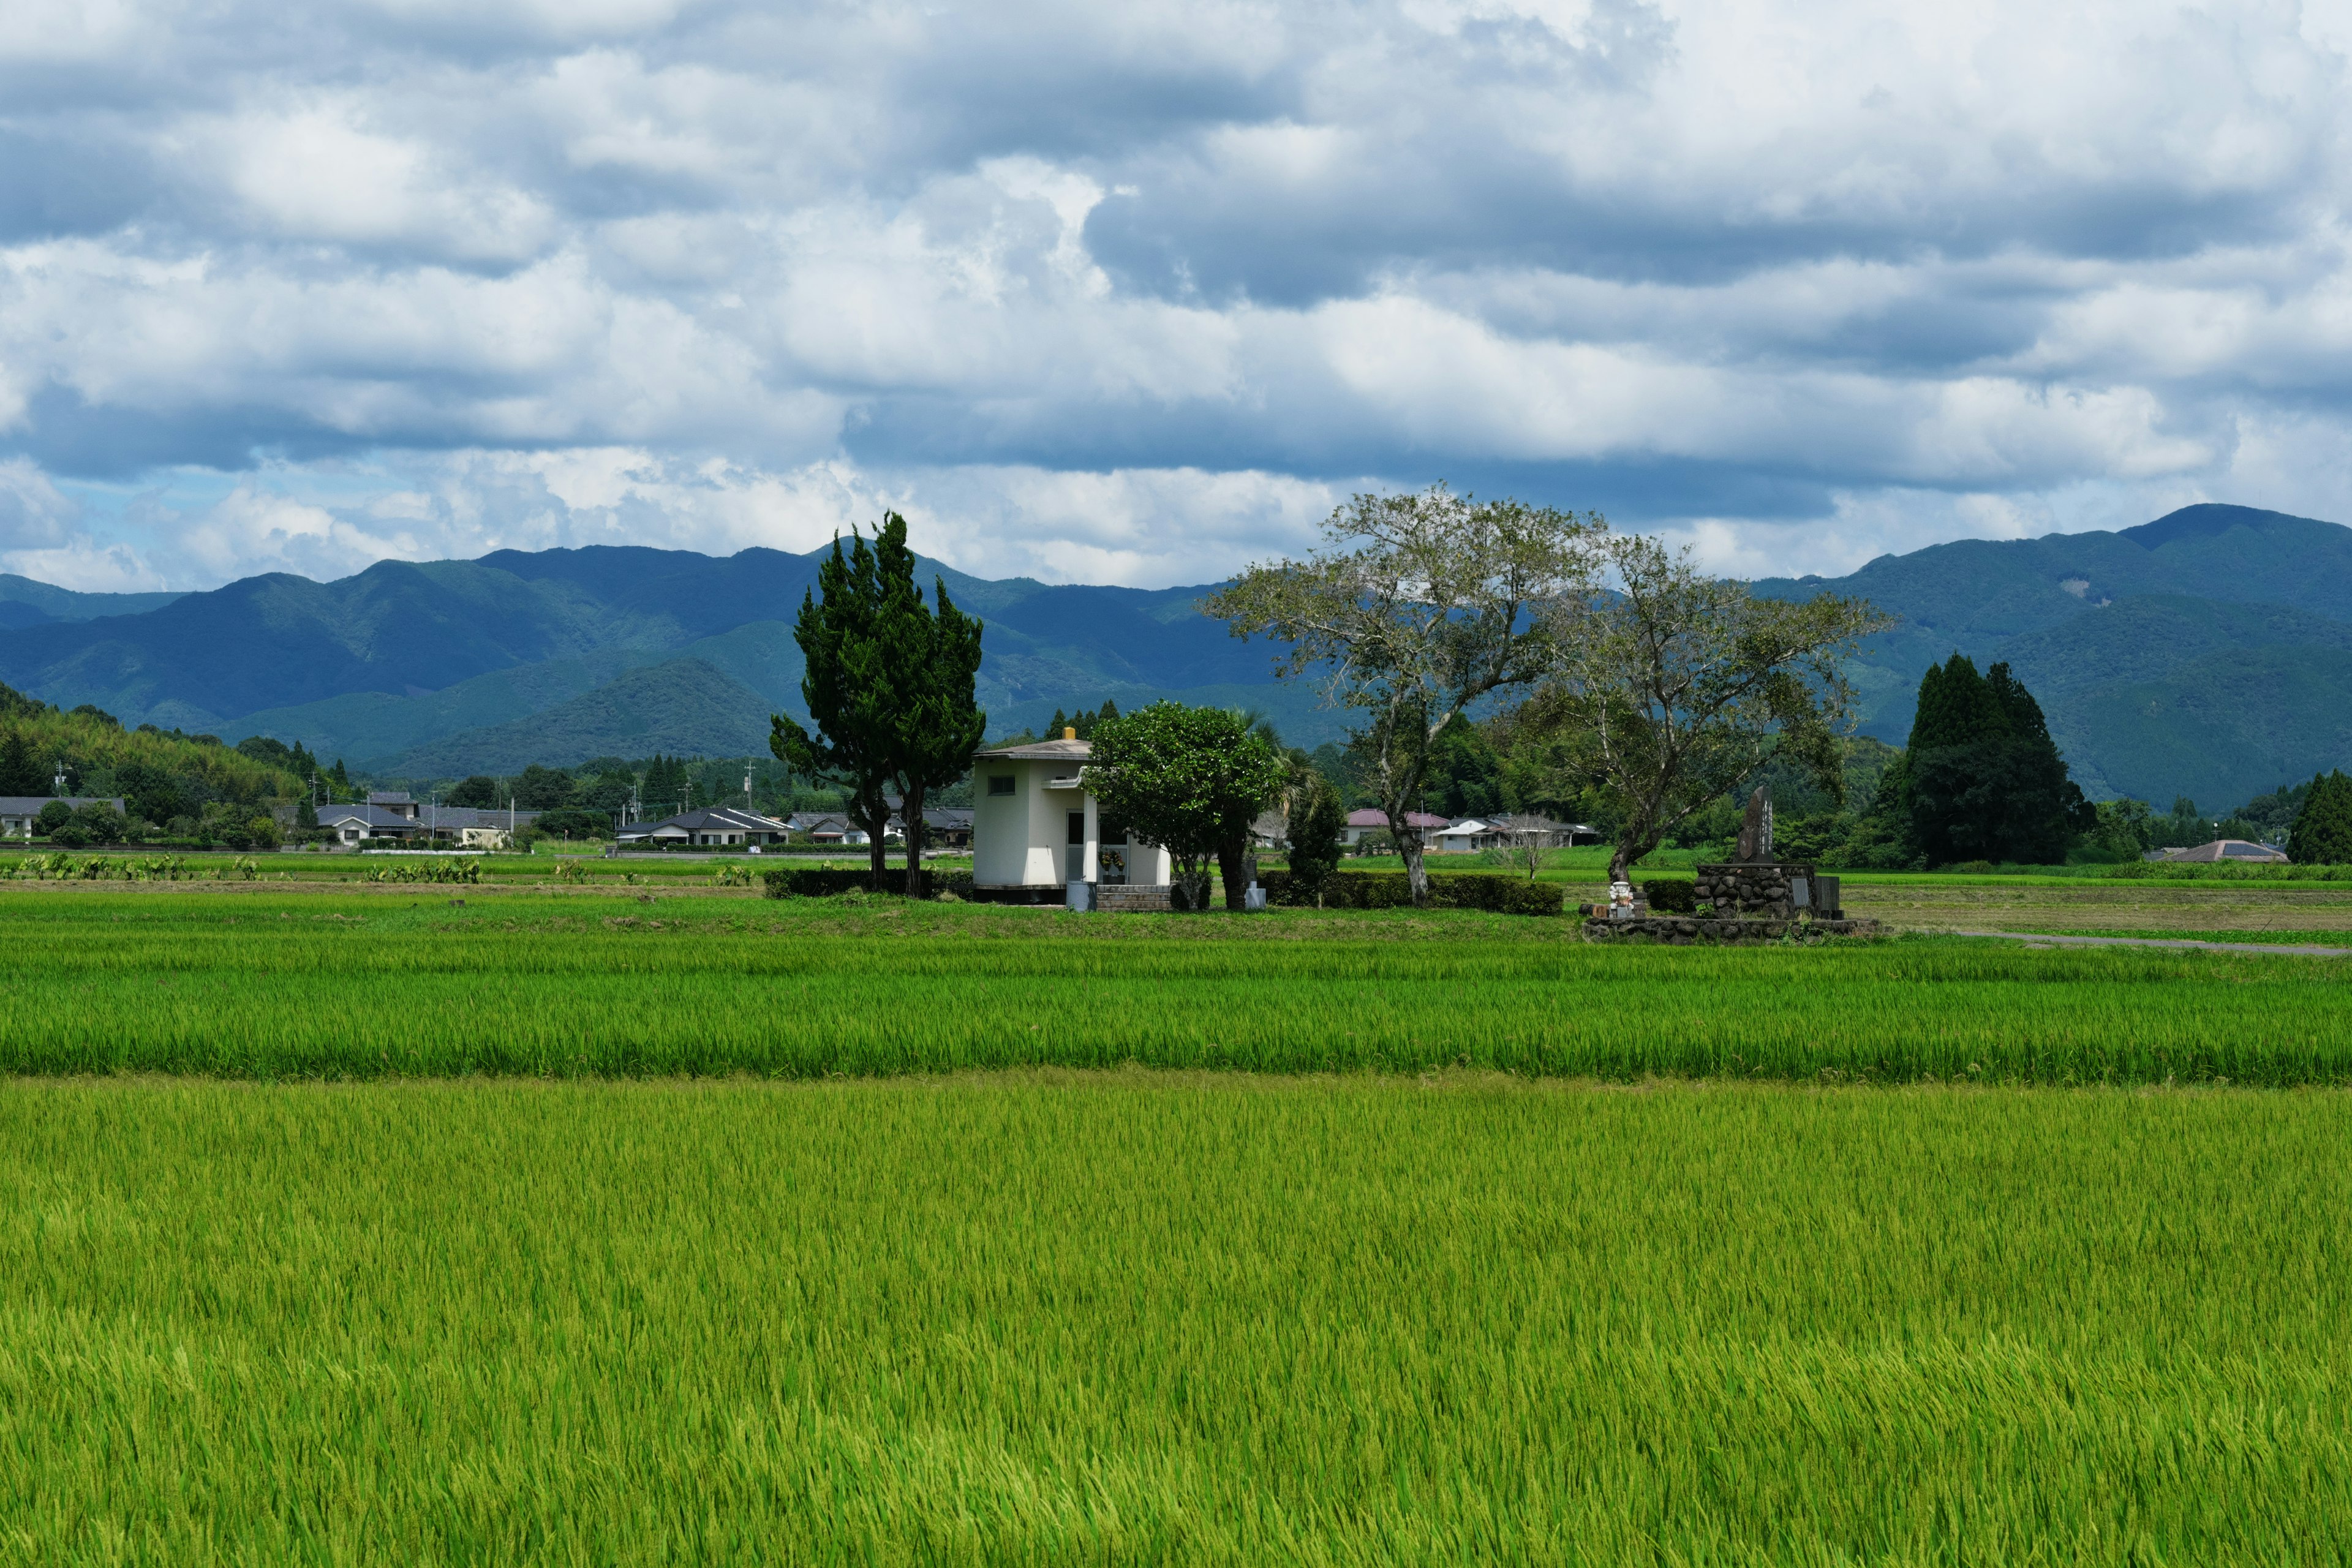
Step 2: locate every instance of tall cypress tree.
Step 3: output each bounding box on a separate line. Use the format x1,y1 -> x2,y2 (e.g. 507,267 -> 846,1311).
774,526 -> 902,890
871,516 -> 986,897
1903,655 -> 2090,865
2289,770 -> 2352,865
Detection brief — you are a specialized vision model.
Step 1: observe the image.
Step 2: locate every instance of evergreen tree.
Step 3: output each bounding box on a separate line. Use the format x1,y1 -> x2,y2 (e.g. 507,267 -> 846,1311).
0,731 -> 45,796
2289,770 -> 2352,865
773,524 -> 909,891
868,516 -> 986,896
1902,655 -> 2092,865
1284,775 -> 1347,905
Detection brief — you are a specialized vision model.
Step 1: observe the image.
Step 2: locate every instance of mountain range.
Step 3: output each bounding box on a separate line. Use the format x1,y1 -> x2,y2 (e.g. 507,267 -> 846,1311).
1,501 -> 2347,809
0,546 -> 1339,776
1755,503 -> 2352,809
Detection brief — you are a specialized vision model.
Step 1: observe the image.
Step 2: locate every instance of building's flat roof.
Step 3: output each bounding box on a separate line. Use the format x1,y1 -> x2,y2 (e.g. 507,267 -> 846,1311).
973,738 -> 1092,761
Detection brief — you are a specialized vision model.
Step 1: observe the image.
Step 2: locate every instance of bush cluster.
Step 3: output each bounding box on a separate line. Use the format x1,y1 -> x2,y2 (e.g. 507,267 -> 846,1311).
1643,878 -> 1698,913
1259,870 -> 1564,916
764,867 -> 977,899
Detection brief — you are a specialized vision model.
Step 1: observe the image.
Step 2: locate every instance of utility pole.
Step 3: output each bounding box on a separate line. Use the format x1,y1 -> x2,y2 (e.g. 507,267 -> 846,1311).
52,760 -> 66,798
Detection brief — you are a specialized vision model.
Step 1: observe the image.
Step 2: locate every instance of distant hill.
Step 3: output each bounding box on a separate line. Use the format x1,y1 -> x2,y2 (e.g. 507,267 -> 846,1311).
8,502 -> 2339,806
1758,503 -> 2352,807
0,575 -> 183,630
0,544 -> 1346,774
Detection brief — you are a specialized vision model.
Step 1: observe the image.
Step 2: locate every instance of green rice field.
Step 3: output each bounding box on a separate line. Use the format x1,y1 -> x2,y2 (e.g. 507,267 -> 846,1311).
3,1075 -> 2348,1563
5,881 -> 2350,1561
0,886 -> 2347,1082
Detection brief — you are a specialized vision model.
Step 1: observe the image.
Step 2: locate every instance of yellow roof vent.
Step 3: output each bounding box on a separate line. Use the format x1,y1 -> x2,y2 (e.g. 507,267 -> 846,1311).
1063,726 -> 1077,740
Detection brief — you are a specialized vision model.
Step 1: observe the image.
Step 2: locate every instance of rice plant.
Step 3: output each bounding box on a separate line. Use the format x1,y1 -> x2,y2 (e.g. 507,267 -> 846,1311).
0,1076 -> 2344,1563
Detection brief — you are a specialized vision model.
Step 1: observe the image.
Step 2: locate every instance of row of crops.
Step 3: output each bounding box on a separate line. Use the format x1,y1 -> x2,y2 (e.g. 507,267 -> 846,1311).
0,891 -> 2347,1082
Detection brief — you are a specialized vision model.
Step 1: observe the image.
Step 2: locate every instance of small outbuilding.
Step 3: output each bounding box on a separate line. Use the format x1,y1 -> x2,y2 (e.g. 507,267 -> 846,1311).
970,732 -> 1172,899
2152,839 -> 2289,864
618,805 -> 791,848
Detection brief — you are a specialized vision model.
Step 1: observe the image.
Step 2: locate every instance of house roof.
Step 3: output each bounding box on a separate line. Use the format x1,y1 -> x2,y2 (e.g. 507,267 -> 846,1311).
618,805 -> 790,839
2163,839 -> 2289,863
324,804 -> 540,830
321,804 -> 424,829
0,796 -> 124,813
973,737 -> 1091,762
1434,818 -> 1494,835
1344,808 -> 1452,829
366,791 -> 413,806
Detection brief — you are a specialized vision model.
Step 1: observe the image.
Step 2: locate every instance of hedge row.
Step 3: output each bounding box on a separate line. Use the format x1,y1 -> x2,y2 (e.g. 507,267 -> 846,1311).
763,867 -> 976,899
1261,870 -> 1564,916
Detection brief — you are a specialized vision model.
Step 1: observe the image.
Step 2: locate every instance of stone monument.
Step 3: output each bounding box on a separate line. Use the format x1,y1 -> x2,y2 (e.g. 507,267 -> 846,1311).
1733,786 -> 1774,862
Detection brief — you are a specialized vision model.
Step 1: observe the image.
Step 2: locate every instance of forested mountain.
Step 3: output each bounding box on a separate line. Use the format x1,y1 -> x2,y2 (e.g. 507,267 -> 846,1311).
0,544 -> 1337,772
1757,504 -> 2352,807
2,501 -> 2344,805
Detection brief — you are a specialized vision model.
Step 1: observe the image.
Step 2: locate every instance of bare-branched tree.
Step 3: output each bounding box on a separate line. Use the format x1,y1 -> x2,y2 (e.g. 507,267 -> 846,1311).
1207,486 -> 1604,907
1527,533 -> 1893,883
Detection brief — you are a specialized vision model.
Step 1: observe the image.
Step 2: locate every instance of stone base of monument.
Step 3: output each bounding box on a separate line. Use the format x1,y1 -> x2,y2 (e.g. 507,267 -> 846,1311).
1581,915 -> 1881,944
1694,862 -> 1845,919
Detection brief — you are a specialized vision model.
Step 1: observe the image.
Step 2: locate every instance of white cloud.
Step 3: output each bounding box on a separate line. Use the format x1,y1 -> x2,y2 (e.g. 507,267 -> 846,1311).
1,0 -> 2351,591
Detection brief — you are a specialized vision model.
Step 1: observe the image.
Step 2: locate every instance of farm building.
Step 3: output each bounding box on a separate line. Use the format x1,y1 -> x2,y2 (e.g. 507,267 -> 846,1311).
617,806 -> 791,847
319,803 -> 542,844
970,733 -> 1171,898
0,796 -> 127,836
1340,807 -> 1452,847
2151,839 -> 2290,864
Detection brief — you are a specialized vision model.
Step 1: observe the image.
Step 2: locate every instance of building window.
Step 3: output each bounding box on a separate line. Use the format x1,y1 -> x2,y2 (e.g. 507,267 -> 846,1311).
987,775 -> 1016,796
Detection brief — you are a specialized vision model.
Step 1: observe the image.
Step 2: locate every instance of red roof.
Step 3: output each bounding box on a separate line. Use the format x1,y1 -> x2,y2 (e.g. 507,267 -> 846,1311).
1345,809 -> 1452,829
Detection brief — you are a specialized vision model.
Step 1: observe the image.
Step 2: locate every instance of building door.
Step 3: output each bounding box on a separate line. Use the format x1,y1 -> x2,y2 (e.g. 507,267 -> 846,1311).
1066,811 -> 1086,881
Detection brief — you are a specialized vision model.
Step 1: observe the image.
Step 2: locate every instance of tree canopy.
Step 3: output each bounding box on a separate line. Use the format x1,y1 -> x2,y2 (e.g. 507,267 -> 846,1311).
1084,703 -> 1286,912
1898,655 -> 2094,865
1207,484 -> 1602,906
2289,769 -> 2352,864
774,512 -> 986,894
1524,532 -> 1891,881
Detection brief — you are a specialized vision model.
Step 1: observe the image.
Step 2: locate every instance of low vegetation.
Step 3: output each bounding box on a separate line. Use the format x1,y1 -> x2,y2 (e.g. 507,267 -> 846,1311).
4,1076 -> 2348,1562
0,892 -> 2345,1082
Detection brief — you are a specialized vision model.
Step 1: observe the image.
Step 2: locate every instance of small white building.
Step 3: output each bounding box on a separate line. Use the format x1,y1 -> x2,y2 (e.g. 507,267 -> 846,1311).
1430,818 -> 1495,853
970,733 -> 1172,897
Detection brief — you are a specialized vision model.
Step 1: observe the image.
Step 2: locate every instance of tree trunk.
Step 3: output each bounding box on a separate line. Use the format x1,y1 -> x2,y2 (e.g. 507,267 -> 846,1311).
902,782 -> 926,899
856,790 -> 888,891
1607,841 -> 1634,884
1218,832 -> 1249,910
1398,826 -> 1430,907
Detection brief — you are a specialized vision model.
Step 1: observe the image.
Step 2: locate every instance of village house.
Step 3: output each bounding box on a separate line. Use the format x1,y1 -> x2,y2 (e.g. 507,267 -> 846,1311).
318,799 -> 542,845
617,805 -> 791,848
0,796 -> 127,837
969,731 -> 1171,899
1340,807 -> 1452,847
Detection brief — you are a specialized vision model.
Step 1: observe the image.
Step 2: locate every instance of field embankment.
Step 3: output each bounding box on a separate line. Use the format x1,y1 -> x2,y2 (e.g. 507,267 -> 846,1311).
2,891 -> 2350,1083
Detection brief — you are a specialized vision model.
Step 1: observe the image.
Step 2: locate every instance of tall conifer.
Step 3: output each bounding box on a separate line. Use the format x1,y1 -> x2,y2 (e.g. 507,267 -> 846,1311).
2289,770 -> 2352,865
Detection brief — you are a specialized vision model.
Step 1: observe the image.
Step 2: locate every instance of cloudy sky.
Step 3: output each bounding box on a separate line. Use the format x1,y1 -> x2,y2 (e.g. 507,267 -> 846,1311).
4,0 -> 2352,592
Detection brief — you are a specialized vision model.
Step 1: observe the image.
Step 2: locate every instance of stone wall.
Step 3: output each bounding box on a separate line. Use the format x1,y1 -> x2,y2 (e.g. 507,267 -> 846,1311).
1694,862 -> 1816,918
1096,884 -> 1175,913
1583,915 -> 1879,945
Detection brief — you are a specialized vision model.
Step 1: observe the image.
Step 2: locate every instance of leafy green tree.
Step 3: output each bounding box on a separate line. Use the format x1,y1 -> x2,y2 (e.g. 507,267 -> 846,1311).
2092,798 -> 2155,857
0,731 -> 43,796
1425,712 -> 1504,819
1283,774 -> 1347,905
35,800 -> 70,835
1523,532 -> 1891,882
513,765 -> 576,811
1901,656 -> 2095,865
774,523 -> 908,891
1084,703 -> 1287,911
2289,770 -> 2352,864
1210,485 -> 1604,907
446,775 -> 502,810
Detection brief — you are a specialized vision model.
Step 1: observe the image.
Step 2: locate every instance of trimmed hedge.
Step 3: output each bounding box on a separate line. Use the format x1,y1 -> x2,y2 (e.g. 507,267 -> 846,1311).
763,867 -> 976,899
1643,878 -> 1698,914
1261,870 -> 1564,916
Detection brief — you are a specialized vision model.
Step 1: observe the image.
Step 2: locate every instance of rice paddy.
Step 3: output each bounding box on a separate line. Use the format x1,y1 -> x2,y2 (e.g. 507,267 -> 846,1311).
2,1074 -> 2348,1564
4,881 -> 2348,1562
0,886 -> 2345,1082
